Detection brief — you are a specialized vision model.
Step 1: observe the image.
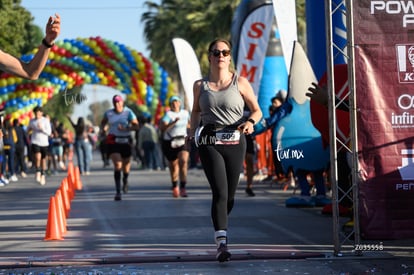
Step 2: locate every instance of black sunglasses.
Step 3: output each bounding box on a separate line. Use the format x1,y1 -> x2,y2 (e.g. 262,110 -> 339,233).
210,49 -> 231,57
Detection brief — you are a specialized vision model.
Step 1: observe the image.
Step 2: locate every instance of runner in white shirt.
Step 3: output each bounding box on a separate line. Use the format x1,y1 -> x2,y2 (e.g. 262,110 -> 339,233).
160,96 -> 190,198
27,106 -> 51,185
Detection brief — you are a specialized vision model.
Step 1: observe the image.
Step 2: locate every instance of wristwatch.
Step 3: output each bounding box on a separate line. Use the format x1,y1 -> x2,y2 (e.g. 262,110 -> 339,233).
247,118 -> 255,125
42,38 -> 54,48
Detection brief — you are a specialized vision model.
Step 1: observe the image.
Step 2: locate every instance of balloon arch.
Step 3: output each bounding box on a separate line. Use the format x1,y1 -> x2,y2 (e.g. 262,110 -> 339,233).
0,36 -> 175,125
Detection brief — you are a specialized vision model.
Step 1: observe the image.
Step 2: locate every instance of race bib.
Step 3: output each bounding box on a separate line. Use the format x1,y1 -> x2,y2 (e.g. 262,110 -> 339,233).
115,137 -> 130,144
215,129 -> 240,145
171,137 -> 185,148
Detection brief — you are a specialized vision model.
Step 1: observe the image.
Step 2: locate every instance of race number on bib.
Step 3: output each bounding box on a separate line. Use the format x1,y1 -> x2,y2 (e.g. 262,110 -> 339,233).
171,137 -> 185,148
115,137 -> 129,144
215,130 -> 240,145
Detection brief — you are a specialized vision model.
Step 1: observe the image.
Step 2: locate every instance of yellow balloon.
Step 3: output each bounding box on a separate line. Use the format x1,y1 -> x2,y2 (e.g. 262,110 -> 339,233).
60,74 -> 68,82
23,117 -> 30,125
97,72 -> 105,79
130,93 -> 137,102
16,78 -> 24,85
138,80 -> 147,98
138,62 -> 145,71
11,113 -> 18,120
7,78 -> 16,85
100,77 -> 108,86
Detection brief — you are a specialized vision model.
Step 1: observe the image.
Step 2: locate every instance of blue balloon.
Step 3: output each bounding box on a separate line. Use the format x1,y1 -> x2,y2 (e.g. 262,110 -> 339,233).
146,86 -> 153,105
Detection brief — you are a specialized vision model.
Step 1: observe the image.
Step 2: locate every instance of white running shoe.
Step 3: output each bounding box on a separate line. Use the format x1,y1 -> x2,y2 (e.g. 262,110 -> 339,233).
59,161 -> 66,170
10,175 -> 18,182
40,175 -> 46,186
35,172 -> 41,183
1,176 -> 9,185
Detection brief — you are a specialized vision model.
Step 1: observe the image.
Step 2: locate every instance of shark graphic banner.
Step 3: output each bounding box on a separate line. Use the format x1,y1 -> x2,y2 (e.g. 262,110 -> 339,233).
354,0 -> 414,239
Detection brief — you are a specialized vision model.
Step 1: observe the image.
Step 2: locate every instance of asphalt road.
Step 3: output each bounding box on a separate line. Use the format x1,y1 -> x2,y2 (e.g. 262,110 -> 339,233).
0,151 -> 413,274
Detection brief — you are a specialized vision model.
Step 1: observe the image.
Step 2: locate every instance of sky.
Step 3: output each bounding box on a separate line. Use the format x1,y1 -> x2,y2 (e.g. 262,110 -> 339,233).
20,0 -> 161,119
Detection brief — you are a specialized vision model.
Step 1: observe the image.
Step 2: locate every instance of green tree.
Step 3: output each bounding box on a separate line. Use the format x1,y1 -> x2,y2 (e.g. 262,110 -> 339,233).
296,0 -> 306,49
0,0 -> 43,57
142,0 -> 240,78
87,100 -> 111,125
43,86 -> 82,124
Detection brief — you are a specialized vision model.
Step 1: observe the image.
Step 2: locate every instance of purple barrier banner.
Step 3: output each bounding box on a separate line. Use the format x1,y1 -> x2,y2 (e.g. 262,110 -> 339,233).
354,0 -> 414,239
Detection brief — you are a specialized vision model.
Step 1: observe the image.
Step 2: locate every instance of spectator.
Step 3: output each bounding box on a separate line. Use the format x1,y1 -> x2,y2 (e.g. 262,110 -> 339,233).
2,119 -> 17,182
12,119 -> 29,178
138,114 -> 160,171
61,125 -> 74,166
0,120 -> 6,186
50,118 -> 66,174
98,125 -> 110,168
67,116 -> 91,175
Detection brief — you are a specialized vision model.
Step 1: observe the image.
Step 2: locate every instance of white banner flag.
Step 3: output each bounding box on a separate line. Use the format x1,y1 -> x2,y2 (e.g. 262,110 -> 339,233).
272,0 -> 298,73
172,38 -> 202,110
236,5 -> 274,96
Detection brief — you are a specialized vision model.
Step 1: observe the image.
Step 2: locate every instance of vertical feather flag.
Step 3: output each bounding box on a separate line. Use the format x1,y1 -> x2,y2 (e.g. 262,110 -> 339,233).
172,38 -> 202,110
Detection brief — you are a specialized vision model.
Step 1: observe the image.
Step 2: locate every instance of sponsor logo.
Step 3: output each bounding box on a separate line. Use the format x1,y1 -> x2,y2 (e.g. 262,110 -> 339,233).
371,1 -> 414,28
396,44 -> 414,83
398,149 -> 414,180
395,182 -> 414,190
391,94 -> 414,128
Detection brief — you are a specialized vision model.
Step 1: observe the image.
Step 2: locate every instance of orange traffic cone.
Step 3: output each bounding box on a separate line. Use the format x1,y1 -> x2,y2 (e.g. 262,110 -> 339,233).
44,196 -> 64,241
64,175 -> 75,201
74,166 -> 83,190
60,180 -> 71,217
67,162 -> 76,194
68,162 -> 75,180
68,149 -> 74,162
55,189 -> 67,235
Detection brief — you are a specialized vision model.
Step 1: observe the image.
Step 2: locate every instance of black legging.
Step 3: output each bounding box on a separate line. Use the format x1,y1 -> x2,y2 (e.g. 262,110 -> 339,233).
198,135 -> 246,230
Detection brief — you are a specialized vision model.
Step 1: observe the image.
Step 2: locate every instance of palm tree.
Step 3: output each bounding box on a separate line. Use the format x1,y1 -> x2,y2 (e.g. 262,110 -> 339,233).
142,0 -> 240,78
142,0 -> 306,80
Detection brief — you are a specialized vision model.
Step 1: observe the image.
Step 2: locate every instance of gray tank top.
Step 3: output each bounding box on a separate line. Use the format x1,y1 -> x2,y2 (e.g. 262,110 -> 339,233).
199,73 -> 245,127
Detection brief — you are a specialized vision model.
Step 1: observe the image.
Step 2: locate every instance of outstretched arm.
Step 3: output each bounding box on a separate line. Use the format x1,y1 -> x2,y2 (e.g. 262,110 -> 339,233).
266,101 -> 292,127
0,14 -> 61,80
